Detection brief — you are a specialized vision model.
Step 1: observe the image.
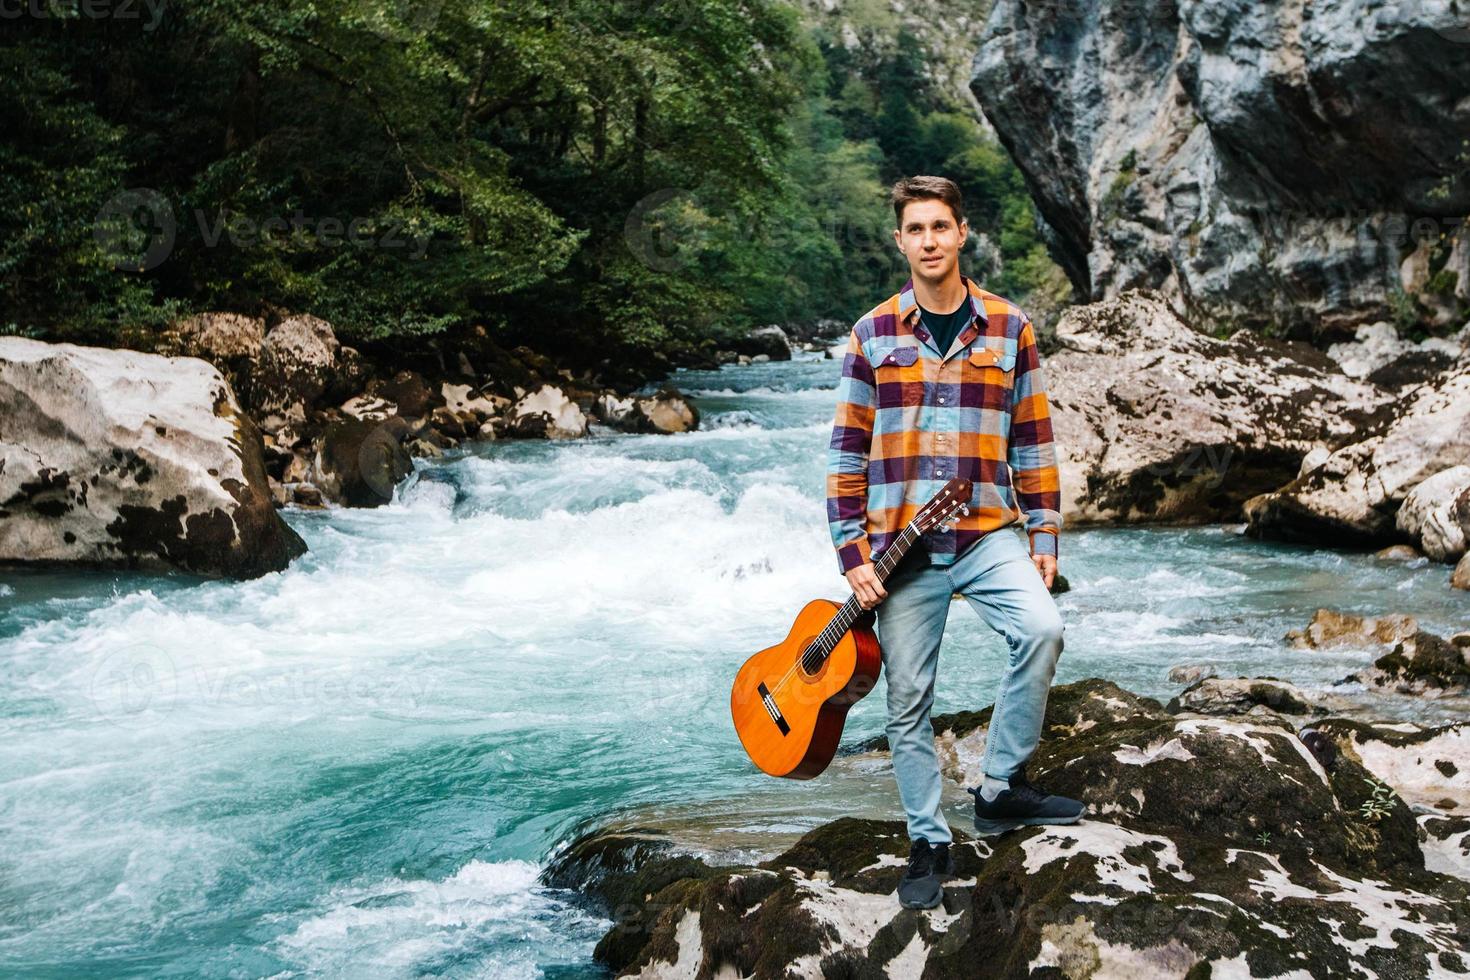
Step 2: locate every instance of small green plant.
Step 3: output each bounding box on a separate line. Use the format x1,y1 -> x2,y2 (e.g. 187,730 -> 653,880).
1386,287 -> 1421,333
1255,831 -> 1272,846
1358,776 -> 1397,823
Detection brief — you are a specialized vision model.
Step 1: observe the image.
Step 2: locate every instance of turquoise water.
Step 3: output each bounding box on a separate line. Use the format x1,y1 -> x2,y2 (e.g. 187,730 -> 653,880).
1,349 -> 1466,978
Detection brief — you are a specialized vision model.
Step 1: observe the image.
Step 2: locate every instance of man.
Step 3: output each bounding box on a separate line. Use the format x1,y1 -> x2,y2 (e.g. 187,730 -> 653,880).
826,175 -> 1084,911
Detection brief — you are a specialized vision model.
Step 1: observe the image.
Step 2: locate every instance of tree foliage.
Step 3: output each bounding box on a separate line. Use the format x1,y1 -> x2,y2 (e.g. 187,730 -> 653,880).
0,1 -> 1061,367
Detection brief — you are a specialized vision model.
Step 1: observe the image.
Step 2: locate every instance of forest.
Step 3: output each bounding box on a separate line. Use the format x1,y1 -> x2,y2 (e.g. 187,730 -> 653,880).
1,0 -> 1063,375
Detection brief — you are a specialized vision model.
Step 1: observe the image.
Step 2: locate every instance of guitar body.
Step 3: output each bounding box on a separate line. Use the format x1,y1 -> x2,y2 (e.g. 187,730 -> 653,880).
731,598 -> 883,779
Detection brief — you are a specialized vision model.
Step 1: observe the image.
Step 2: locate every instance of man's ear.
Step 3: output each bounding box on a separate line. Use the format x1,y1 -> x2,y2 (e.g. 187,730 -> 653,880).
892,227 -> 902,251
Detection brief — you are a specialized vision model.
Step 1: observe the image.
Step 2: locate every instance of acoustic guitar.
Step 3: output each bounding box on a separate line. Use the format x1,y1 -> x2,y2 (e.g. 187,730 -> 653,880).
731,478 -> 974,779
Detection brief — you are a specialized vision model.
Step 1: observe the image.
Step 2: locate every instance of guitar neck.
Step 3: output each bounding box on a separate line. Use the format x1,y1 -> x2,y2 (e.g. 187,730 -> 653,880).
829,524 -> 921,633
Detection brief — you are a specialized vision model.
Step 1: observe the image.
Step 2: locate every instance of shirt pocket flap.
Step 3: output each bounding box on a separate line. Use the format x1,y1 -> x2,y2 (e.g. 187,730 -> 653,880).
874,345 -> 919,368
969,347 -> 1016,371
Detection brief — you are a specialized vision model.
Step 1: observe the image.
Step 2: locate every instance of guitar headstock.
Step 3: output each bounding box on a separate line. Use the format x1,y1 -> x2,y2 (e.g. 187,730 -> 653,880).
913,478 -> 973,534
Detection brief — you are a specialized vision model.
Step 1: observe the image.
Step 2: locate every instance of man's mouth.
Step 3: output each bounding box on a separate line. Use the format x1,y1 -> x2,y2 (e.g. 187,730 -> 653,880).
922,255 -> 942,264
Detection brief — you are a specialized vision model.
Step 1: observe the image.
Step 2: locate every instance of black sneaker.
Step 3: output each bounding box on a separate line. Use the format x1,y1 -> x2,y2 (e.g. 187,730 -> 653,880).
967,770 -> 1085,834
896,838 -> 955,909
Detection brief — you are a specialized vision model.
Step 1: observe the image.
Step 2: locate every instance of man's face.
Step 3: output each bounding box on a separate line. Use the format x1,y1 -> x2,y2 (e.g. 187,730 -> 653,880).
893,199 -> 966,284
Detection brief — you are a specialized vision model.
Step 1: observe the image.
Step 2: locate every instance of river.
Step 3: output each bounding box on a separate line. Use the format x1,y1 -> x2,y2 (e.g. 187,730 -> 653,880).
1,348 -> 1465,978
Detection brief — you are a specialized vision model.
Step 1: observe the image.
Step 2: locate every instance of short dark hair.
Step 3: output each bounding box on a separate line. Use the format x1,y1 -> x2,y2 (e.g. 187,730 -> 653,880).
891,176 -> 965,228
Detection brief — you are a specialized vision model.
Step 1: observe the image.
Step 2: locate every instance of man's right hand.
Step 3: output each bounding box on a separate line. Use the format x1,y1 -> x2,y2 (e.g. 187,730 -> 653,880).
845,563 -> 888,610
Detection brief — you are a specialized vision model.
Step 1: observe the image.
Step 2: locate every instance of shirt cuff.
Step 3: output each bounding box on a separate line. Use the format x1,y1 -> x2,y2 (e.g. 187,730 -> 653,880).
836,537 -> 873,574
1028,529 -> 1058,558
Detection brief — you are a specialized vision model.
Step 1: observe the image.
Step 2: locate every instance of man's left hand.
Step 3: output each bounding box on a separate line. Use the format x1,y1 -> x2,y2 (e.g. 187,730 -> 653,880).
1032,554 -> 1057,590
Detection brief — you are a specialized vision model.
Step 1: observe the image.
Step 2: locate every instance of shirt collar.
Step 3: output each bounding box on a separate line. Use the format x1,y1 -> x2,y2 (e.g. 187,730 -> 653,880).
898,273 -> 984,327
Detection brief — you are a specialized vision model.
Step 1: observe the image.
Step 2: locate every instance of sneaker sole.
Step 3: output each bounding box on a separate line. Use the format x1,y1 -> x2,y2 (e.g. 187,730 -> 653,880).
973,812 -> 1084,835
898,894 -> 945,910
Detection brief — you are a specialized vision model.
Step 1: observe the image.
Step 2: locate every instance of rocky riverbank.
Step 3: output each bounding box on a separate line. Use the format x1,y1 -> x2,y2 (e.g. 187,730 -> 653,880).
542,670 -> 1470,978
2,313 -> 821,577
1043,291 -> 1470,591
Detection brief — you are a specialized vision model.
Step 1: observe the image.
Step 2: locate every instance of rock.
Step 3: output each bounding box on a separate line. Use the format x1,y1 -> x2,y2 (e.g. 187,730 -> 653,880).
367,369 -> 439,420
1397,465 -> 1470,561
326,345 -> 373,405
254,314 -> 340,423
314,417 -> 414,507
1165,676 -> 1348,718
1310,719 -> 1469,813
726,324 -> 791,362
552,678 -> 1469,978
598,387 -> 701,435
1286,608 -> 1419,651
1245,364 -> 1470,546
428,406 -> 468,439
1047,571 -> 1069,595
1044,292 -> 1389,523
1166,663 -> 1216,685
340,394 -> 395,422
1420,813 -> 1470,881
1347,630 -> 1470,696
1296,445 -> 1331,478
440,382 -> 505,422
0,338 -> 306,578
290,484 -> 323,507
157,312 -> 266,404
1376,543 -> 1424,562
972,0 -> 1470,334
508,384 -> 588,439
281,452 -> 311,484
1327,321 -> 1464,382
1455,553 -> 1470,591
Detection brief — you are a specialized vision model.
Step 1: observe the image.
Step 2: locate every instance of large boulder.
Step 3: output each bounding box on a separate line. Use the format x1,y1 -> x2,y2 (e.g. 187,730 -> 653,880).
1397,465 -> 1470,561
253,314 -> 341,426
156,312 -> 266,405
548,678 -> 1470,978
0,338 -> 306,578
1245,363 -> 1470,546
1044,292 -> 1388,523
313,417 -> 414,507
973,0 -> 1470,334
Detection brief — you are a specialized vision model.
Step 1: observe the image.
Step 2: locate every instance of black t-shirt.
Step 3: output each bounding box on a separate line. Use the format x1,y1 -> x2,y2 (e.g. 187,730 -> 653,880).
918,295 -> 973,357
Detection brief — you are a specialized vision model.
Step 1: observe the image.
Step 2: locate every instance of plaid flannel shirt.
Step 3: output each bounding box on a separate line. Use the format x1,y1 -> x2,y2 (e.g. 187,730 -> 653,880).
825,274 -> 1061,574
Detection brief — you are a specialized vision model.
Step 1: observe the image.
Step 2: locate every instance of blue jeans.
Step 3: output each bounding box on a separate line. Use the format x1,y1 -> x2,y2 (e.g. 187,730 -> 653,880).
874,527 -> 1064,844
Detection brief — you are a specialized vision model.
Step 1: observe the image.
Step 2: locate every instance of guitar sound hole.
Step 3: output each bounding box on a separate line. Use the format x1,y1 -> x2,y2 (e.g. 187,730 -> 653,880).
797,638 -> 828,681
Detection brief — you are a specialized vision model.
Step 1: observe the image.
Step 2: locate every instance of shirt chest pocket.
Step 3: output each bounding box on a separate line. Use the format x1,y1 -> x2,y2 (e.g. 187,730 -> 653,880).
966,342 -> 1017,391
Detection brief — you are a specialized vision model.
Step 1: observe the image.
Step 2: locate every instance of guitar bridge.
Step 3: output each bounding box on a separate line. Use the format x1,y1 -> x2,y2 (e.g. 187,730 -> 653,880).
756,681 -> 790,736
